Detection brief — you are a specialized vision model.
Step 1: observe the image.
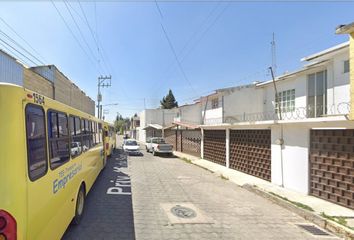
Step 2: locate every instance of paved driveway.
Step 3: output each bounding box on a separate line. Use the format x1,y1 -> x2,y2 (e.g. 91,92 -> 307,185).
63,146 -> 340,240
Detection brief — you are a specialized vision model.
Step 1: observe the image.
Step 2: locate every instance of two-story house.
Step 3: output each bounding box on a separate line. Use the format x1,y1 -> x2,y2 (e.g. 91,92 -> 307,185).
200,41 -> 353,210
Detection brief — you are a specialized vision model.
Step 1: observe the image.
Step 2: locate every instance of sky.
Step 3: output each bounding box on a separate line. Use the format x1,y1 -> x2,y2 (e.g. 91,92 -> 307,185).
0,1 -> 353,123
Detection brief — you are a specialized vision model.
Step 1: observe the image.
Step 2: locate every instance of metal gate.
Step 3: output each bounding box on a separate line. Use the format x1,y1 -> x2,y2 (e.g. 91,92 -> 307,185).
310,130 -> 354,209
204,130 -> 226,166
229,130 -> 271,181
181,130 -> 201,157
164,129 -> 201,157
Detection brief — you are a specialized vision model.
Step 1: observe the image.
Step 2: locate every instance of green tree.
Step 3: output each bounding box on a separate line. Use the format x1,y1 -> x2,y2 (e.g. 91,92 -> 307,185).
160,89 -> 178,109
114,113 -> 131,134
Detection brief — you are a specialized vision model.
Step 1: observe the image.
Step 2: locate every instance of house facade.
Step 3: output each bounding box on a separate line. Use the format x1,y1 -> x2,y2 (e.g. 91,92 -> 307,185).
136,108 -> 178,142
199,41 -> 353,210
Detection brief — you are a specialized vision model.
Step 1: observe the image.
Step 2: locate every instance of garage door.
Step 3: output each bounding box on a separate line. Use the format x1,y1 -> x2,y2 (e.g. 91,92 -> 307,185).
204,130 -> 226,166
181,130 -> 201,157
229,130 -> 271,181
310,130 -> 354,209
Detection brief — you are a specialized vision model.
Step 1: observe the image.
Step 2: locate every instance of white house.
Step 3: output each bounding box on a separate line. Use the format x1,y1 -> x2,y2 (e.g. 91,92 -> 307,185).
199,41 -> 353,210
136,108 -> 178,142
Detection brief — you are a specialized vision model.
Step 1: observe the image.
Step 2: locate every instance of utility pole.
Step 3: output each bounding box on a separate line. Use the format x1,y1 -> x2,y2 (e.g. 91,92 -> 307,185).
97,75 -> 111,119
269,66 -> 282,120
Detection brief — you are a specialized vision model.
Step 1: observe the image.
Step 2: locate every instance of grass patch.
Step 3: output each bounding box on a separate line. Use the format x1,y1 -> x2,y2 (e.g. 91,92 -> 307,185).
269,192 -> 314,212
181,157 -> 192,164
220,174 -> 229,180
320,212 -> 354,230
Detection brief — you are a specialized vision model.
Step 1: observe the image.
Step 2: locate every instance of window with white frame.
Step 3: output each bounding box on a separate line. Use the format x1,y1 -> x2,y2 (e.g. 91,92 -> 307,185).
275,89 -> 295,113
211,98 -> 219,109
344,60 -> 349,73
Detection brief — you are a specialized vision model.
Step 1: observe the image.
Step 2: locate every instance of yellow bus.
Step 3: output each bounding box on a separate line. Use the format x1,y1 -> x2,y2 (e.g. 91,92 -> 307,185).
103,122 -> 116,157
0,83 -> 105,240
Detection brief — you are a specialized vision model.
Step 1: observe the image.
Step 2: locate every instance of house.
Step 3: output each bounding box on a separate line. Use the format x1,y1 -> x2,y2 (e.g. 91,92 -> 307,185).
199,41 -> 353,210
136,108 -> 178,142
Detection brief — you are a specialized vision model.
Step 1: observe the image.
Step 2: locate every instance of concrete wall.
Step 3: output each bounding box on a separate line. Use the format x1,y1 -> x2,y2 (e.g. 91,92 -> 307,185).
271,120 -> 354,194
178,102 -> 202,124
224,85 -> 264,121
140,109 -> 178,127
23,68 -> 54,98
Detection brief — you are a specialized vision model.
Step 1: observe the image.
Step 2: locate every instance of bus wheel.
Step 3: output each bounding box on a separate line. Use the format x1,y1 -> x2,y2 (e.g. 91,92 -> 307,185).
73,185 -> 85,225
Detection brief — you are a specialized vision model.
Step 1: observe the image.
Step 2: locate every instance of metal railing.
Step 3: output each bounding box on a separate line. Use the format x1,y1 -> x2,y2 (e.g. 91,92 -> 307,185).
223,102 -> 350,124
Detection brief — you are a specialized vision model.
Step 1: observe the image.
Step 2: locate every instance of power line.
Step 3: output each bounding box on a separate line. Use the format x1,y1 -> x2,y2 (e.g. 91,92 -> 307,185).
51,0 -> 100,72
160,23 -> 198,96
63,0 -> 102,71
154,0 -> 164,18
0,17 -> 48,64
0,29 -> 45,65
0,37 -> 38,66
151,1 -> 229,96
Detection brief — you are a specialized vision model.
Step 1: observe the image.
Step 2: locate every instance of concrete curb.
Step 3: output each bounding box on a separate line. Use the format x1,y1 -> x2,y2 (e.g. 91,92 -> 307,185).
242,184 -> 354,240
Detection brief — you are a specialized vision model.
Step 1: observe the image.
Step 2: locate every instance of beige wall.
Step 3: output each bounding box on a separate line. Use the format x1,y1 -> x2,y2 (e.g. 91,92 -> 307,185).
23,66 -> 95,115
23,68 -> 54,98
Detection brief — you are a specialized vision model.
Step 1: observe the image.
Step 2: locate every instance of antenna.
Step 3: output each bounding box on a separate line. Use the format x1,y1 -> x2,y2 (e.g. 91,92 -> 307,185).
271,32 -> 277,77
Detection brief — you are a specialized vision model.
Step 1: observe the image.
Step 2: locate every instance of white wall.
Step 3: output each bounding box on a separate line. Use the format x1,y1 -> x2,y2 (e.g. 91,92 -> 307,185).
201,95 -> 223,124
271,125 -> 310,194
139,109 -> 178,127
261,51 -> 350,118
223,85 -> 264,121
178,103 -> 202,124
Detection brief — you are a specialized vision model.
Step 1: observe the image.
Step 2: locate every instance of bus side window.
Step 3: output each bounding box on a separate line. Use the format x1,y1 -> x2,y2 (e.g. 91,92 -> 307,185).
48,110 -> 70,169
25,104 -> 48,181
70,116 -> 82,158
98,123 -> 102,143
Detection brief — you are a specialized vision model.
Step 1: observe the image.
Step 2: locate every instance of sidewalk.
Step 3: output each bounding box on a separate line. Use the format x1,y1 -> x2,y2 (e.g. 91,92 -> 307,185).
173,151 -> 354,238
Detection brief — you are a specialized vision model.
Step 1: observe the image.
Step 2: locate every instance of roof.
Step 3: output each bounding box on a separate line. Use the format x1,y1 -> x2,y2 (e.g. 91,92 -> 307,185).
301,41 -> 349,62
336,22 -> 354,34
163,121 -> 200,130
256,60 -> 329,87
142,124 -> 163,130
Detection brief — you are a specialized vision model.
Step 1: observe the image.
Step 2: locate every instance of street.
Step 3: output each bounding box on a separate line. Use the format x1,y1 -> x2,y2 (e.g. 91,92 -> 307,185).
63,143 -> 339,240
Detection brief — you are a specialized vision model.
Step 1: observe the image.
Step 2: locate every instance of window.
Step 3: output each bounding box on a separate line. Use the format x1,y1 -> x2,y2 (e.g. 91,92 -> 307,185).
344,60 -> 350,73
69,116 -> 82,158
307,70 -> 327,118
98,123 -> 103,143
91,121 -> 96,146
275,89 -> 295,113
81,119 -> 93,151
48,110 -> 70,169
211,98 -> 219,109
26,104 -> 48,180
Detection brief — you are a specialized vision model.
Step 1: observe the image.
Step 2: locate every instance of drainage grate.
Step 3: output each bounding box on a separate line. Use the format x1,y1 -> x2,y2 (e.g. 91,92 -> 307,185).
296,224 -> 330,236
170,205 -> 197,219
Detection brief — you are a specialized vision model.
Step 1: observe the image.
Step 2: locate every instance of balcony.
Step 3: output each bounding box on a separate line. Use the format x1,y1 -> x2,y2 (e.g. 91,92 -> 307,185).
224,102 -> 350,124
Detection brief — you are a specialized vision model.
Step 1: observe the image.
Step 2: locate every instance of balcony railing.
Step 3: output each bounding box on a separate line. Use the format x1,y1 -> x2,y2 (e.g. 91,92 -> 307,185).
224,102 -> 350,124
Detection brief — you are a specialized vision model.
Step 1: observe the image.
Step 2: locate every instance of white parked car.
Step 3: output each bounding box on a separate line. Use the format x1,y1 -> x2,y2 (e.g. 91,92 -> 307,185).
70,142 -> 82,156
146,137 -> 173,156
123,139 -> 141,155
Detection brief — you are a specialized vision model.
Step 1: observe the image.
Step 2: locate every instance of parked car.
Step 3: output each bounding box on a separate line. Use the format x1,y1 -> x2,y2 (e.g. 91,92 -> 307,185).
122,134 -> 129,147
123,139 -> 141,155
146,137 -> 173,156
70,142 -> 82,156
